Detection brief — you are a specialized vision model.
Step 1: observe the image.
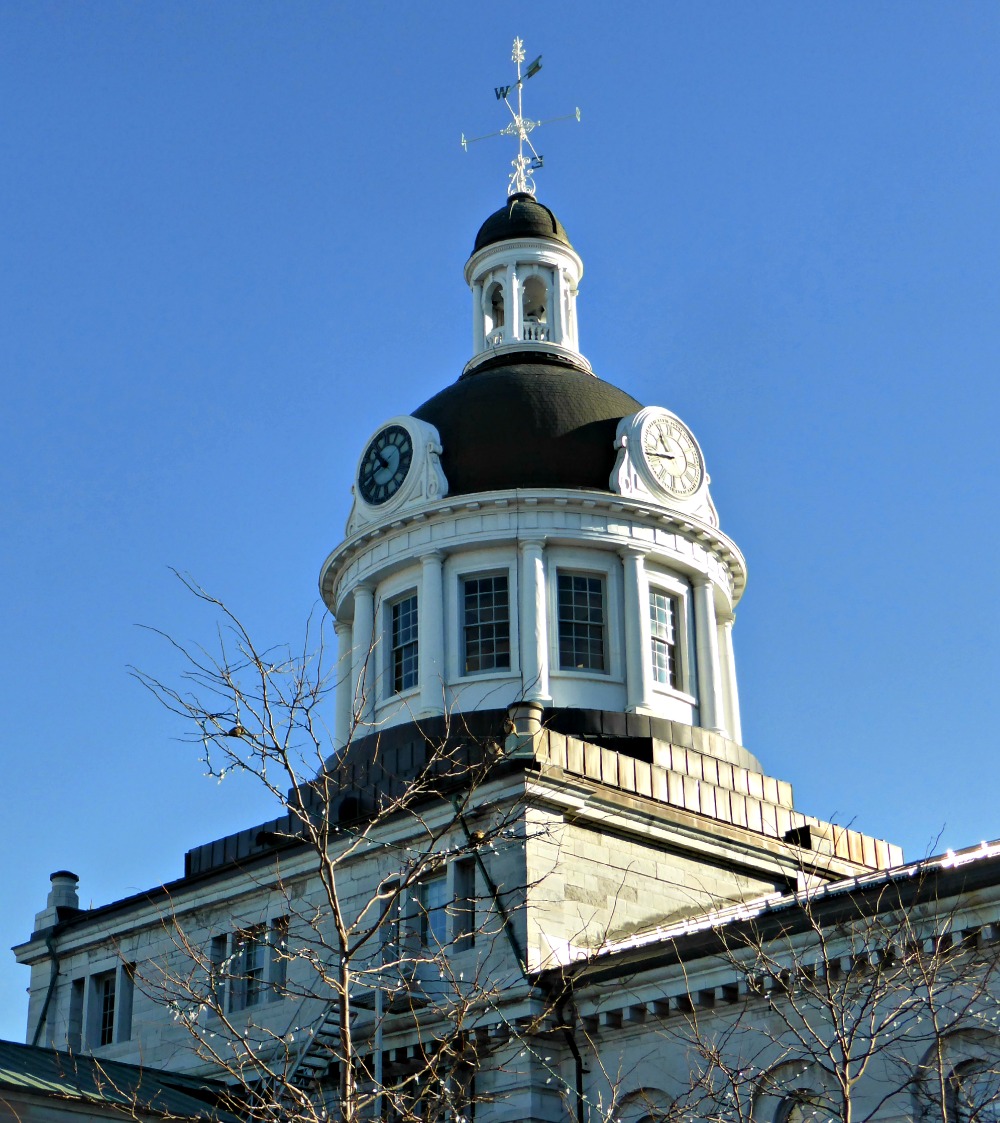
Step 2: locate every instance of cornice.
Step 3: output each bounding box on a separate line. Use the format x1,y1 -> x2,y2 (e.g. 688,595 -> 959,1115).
319,487 -> 747,615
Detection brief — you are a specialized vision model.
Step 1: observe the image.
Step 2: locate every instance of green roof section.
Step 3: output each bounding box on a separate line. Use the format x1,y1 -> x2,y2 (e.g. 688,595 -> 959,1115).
0,1040 -> 238,1121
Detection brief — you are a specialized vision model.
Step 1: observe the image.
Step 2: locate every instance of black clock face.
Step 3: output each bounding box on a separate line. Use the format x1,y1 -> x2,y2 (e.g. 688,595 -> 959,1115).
358,424 -> 413,505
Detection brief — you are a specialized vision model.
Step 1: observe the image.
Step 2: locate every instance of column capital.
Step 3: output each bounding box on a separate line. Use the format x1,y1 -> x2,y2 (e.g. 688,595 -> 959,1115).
333,618 -> 353,636
518,535 -> 547,553
691,573 -> 713,590
619,543 -> 649,561
420,549 -> 446,565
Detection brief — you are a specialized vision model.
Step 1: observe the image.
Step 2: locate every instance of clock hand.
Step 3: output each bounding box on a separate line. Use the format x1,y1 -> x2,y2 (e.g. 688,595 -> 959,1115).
648,451 -> 677,460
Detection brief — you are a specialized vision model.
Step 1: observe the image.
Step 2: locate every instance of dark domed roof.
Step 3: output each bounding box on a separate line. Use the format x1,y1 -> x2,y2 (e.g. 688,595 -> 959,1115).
413,357 -> 642,496
472,193 -> 573,254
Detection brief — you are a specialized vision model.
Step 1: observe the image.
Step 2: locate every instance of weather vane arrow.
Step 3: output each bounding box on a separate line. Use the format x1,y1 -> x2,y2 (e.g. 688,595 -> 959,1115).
461,37 -> 581,197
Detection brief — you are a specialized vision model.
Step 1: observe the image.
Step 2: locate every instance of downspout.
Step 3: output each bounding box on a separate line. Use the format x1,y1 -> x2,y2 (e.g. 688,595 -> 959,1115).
451,798 -> 529,980
554,986 -> 586,1123
30,932 -> 61,1047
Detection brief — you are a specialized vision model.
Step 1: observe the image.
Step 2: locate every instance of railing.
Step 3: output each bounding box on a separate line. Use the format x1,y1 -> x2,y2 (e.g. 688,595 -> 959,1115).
484,323 -> 551,348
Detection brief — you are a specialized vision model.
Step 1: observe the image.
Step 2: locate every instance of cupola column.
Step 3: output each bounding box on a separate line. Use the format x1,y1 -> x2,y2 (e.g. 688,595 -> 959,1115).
718,612 -> 742,744
692,576 -> 727,734
472,280 -> 485,355
351,584 -> 376,729
506,263 -> 521,344
622,547 -> 654,711
334,619 -> 354,748
518,538 -> 551,703
549,266 -> 564,345
418,551 -> 446,717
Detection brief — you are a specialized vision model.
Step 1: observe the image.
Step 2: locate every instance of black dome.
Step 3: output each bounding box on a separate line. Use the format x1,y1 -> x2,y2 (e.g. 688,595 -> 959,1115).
413,357 -> 642,496
472,193 -> 573,253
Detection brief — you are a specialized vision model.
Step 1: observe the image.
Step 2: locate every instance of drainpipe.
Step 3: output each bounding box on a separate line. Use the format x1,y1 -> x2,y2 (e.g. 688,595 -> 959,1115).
555,989 -> 586,1123
31,932 -> 61,1048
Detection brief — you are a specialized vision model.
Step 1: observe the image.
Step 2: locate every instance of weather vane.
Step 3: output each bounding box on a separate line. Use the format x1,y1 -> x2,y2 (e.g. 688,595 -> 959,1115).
461,37 -> 581,197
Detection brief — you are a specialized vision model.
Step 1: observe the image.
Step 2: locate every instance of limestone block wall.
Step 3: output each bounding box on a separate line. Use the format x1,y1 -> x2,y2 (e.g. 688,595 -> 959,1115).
524,805 -> 781,968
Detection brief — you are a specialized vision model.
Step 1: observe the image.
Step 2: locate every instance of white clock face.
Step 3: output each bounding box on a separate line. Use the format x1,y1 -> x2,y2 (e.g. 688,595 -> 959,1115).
641,415 -> 703,498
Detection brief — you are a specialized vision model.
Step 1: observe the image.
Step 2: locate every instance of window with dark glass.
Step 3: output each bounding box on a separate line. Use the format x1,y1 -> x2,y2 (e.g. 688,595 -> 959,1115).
391,594 -> 419,692
650,589 -> 680,688
417,873 -> 449,949
232,926 -> 266,1011
96,971 -> 116,1046
269,917 -> 288,1000
462,574 -> 510,674
557,573 -> 606,672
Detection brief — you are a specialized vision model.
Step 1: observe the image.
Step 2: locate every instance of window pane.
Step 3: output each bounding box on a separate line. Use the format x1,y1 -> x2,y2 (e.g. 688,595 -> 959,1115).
557,573 -> 606,671
391,595 -> 419,692
650,590 -> 679,688
418,875 -> 449,948
98,973 -> 116,1046
462,575 -> 511,674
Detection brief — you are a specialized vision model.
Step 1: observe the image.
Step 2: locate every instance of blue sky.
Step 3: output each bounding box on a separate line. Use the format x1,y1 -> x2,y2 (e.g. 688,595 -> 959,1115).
2,2 -> 999,1042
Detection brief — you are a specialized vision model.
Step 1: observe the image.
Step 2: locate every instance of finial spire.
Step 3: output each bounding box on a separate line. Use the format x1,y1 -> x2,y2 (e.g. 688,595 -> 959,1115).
461,37 -> 581,197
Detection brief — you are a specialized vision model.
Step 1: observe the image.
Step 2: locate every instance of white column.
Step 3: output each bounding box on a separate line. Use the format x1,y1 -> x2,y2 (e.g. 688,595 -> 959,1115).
548,265 -> 563,346
564,275 -> 578,350
334,619 -> 353,748
506,263 -> 521,344
692,576 -> 726,734
518,538 -> 550,703
418,551 -> 446,717
351,584 -> 376,730
622,547 -> 653,711
472,280 -> 484,355
718,612 -> 743,745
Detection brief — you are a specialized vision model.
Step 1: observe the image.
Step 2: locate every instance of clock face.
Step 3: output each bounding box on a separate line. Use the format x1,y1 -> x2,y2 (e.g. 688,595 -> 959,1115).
641,415 -> 704,498
357,424 -> 414,505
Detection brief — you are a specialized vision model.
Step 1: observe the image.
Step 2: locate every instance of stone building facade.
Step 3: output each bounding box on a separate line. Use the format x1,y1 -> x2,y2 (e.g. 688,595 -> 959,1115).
13,191 -> 1000,1123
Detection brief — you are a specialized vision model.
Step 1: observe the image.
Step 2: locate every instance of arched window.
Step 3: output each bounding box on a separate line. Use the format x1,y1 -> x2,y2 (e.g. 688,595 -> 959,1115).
774,1091 -> 838,1123
948,1060 -> 1000,1123
522,274 -> 548,331
754,1062 -> 838,1123
485,281 -> 505,342
915,1029 -> 1000,1123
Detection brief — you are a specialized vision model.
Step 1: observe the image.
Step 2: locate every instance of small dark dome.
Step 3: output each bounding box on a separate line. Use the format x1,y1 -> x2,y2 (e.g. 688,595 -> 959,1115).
413,357 -> 642,496
472,193 -> 573,254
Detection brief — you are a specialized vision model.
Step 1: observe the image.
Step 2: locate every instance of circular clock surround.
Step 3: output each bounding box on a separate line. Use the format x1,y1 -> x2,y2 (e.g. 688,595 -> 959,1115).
638,410 -> 704,499
357,423 -> 414,505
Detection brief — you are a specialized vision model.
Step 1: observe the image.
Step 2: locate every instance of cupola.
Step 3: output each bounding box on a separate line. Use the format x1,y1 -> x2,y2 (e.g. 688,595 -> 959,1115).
463,193 -> 589,374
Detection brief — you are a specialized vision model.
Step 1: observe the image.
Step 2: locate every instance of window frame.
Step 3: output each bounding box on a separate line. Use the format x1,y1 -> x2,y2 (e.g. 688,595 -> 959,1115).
646,570 -> 696,703
460,570 -> 512,677
546,549 -> 624,684
415,871 -> 449,950
555,570 -> 609,675
388,589 -> 419,696
218,918 -> 289,1014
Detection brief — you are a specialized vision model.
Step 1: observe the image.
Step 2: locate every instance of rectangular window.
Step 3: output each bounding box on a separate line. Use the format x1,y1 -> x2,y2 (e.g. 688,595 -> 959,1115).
94,970 -> 115,1046
209,933 -> 228,1013
117,964 -> 135,1043
452,858 -> 476,951
557,573 -> 606,672
68,978 -> 84,1052
650,589 -> 680,688
417,873 -> 449,949
462,574 -> 510,674
232,926 -> 266,1011
391,594 -> 419,692
269,917 -> 288,1001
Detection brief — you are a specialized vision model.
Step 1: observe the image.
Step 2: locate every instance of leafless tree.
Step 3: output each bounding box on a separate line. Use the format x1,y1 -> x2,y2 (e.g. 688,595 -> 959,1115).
128,574 -> 554,1123
648,865 -> 1000,1123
